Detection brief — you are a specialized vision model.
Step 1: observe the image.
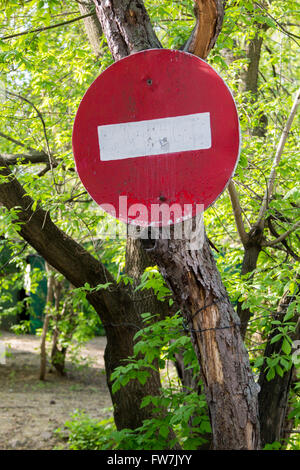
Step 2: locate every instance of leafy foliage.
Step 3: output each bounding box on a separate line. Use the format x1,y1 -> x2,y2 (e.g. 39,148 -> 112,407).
0,0 -> 299,450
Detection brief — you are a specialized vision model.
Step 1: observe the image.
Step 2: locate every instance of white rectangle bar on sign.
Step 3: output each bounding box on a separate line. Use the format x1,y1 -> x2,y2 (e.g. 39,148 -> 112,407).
0,341 -> 6,365
98,112 -> 211,161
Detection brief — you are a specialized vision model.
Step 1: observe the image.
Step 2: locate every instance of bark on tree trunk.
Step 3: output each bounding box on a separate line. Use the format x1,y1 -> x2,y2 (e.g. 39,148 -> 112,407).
144,232 -> 261,450
237,228 -> 263,338
92,0 -> 261,448
51,282 -> 67,376
258,290 -> 300,447
39,264 -> 54,381
93,0 -> 161,61
78,0 -> 103,58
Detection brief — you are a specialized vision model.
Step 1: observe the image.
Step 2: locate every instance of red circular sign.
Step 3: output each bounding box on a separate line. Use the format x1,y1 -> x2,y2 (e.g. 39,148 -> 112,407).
72,49 -> 240,227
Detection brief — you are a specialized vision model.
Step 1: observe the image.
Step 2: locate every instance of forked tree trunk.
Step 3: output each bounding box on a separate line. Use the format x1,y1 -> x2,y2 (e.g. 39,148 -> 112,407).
1,0 -> 262,448
93,0 -> 261,449
237,228 -> 263,338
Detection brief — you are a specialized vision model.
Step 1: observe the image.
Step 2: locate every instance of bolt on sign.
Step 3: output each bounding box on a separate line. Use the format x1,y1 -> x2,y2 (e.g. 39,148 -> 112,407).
72,49 -> 240,227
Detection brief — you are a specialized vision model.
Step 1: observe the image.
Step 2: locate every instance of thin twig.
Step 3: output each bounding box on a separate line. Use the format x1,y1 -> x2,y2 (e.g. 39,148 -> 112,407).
6,90 -> 59,191
1,13 -> 95,41
227,180 -> 249,246
256,88 -> 300,228
0,131 -> 38,154
263,221 -> 300,247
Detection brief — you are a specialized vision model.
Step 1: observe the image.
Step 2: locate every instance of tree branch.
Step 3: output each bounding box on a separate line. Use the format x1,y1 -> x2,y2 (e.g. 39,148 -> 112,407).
1,12 -> 95,41
262,221 -> 300,247
0,130 -> 58,169
256,88 -> 300,228
78,0 -> 103,58
254,2 -> 300,44
182,0 -> 224,59
0,131 -> 39,154
0,155 -> 127,317
0,132 -> 74,175
0,152 -> 51,165
6,91 -> 52,160
227,180 -> 249,246
267,216 -> 300,261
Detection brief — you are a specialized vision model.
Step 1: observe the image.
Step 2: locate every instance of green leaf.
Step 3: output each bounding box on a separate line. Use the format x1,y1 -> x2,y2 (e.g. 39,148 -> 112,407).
266,367 -> 275,381
270,333 -> 283,344
254,356 -> 264,368
275,364 -> 284,377
137,371 -> 149,386
140,396 -> 152,409
159,425 -> 169,439
281,338 -> 292,355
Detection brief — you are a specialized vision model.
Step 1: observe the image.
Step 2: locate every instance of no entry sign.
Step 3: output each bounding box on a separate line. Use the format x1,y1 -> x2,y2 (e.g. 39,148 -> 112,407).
72,49 -> 240,226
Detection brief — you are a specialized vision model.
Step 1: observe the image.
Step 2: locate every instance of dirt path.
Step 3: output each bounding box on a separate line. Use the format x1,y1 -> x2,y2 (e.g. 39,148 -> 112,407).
0,331 -> 112,450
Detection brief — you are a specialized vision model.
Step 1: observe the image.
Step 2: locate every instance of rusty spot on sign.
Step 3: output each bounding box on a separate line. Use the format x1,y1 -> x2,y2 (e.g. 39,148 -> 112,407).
188,0 -> 218,59
186,272 -> 224,385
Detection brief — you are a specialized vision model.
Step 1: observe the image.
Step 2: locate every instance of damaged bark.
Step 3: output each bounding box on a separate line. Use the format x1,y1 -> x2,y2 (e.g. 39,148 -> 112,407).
144,233 -> 261,449
91,0 -> 261,449
183,0 -> 224,59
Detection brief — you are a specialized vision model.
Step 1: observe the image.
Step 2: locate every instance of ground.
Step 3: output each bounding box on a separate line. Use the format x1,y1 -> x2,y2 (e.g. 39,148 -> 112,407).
0,331 -> 112,450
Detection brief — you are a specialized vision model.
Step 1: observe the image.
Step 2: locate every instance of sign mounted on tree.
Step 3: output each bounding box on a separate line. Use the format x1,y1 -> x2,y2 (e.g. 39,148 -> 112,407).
72,49 -> 240,227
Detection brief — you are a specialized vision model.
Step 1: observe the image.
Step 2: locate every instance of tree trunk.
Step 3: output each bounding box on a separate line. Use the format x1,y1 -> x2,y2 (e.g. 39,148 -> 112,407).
78,0 -> 103,58
145,232 -> 261,449
242,34 -> 264,96
237,229 -> 263,338
182,0 -> 224,59
51,282 -> 67,376
173,339 -> 212,450
93,0 -> 261,448
173,341 -> 202,395
281,367 -> 299,449
39,264 -> 54,381
258,290 -> 300,448
93,0 -> 161,61
237,250 -> 261,339
240,18 -> 268,136
51,328 -> 67,376
0,159 -> 168,431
